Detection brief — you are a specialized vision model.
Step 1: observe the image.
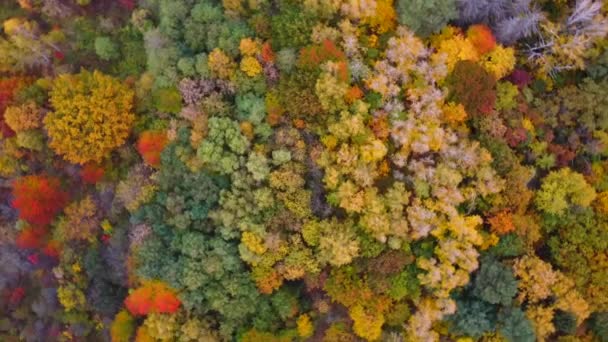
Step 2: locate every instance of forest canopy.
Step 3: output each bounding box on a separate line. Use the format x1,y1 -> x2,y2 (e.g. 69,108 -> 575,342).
1,0 -> 607,341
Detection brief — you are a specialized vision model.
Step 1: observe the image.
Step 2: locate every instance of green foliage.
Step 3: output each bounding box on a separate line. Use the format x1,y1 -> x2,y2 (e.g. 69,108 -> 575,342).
487,233 -> 524,258
552,310 -> 577,335
497,308 -> 536,342
197,117 -> 250,174
271,5 -> 315,49
387,265 -> 421,301
449,298 -> 496,338
535,168 -> 596,216
396,0 -> 457,37
588,312 -> 608,342
153,87 -> 182,114
546,208 -> 608,311
472,257 -> 518,306
94,36 -> 119,61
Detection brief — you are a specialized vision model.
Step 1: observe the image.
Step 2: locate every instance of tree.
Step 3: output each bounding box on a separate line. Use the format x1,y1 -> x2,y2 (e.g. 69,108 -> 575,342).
44,70 -> 135,164
11,175 -> 69,226
137,131 -> 168,168
472,257 -> 518,306
535,168 -> 597,216
396,0 -> 457,37
447,60 -> 497,117
124,281 -> 181,316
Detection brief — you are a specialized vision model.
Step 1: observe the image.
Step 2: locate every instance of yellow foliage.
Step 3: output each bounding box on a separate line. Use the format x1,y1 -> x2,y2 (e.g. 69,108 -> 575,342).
594,191 -> 608,214
432,33 -> 479,73
135,326 -> 155,342
3,17 -> 34,36
4,102 -> 42,132
349,305 -> 384,341
57,284 -> 86,312
360,139 -> 388,163
240,56 -> 263,77
479,45 -> 516,79
56,196 -> 99,242
296,314 -> 314,338
208,48 -> 236,79
110,310 -> 135,342
361,0 -> 396,34
45,70 -> 135,164
526,306 -> 555,341
242,231 -> 267,255
239,38 -> 260,56
442,102 -> 467,124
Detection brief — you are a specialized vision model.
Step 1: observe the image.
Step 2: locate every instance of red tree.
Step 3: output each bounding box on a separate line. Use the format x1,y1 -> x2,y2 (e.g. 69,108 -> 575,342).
136,131 -> 168,168
11,175 -> 69,226
124,281 -> 181,316
447,60 -> 497,117
16,226 -> 48,249
467,24 -> 496,55
80,163 -> 105,184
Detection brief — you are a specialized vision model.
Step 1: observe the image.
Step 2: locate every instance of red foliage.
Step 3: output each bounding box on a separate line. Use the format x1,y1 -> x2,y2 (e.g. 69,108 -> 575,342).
16,226 -> 48,249
43,240 -> 60,258
508,69 -> 533,89
53,50 -> 65,61
136,131 -> 168,168
124,281 -> 181,316
487,210 -> 515,235
27,253 -> 39,265
447,60 -> 496,117
548,144 -> 576,167
467,24 -> 496,55
261,42 -> 275,63
81,163 -> 105,184
118,0 -> 135,10
298,40 -> 346,69
0,77 -> 28,138
505,127 -> 528,147
11,175 -> 69,226
9,287 -> 25,305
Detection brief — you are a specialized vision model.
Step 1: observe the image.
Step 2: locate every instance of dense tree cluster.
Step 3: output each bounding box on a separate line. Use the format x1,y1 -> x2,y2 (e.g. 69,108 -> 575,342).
1,0 -> 607,341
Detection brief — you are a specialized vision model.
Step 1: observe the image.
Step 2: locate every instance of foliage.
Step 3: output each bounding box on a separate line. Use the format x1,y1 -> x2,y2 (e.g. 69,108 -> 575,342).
110,310 -> 135,342
55,196 -> 99,242
535,168 -> 597,216
11,175 -> 69,226
45,70 -> 135,164
472,257 -> 518,306
137,131 -> 168,168
447,60 -> 497,117
124,281 -> 181,316
1,1 -> 607,340
396,0 -> 457,37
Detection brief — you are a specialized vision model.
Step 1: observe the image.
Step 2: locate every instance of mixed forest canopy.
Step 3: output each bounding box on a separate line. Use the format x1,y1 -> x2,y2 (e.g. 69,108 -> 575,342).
1,0 -> 608,341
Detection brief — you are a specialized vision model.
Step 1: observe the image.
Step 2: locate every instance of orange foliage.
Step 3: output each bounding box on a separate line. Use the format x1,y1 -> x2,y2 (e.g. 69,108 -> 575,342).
43,240 -> 61,258
261,42 -> 275,63
256,269 -> 284,294
370,113 -> 390,140
240,121 -> 255,140
16,226 -> 48,249
467,24 -> 496,55
81,163 -> 105,184
0,77 -> 29,138
487,210 -> 515,235
345,86 -> 364,104
298,40 -> 346,69
11,175 -> 69,226
293,119 -> 306,129
136,131 -> 168,168
124,281 -> 181,316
